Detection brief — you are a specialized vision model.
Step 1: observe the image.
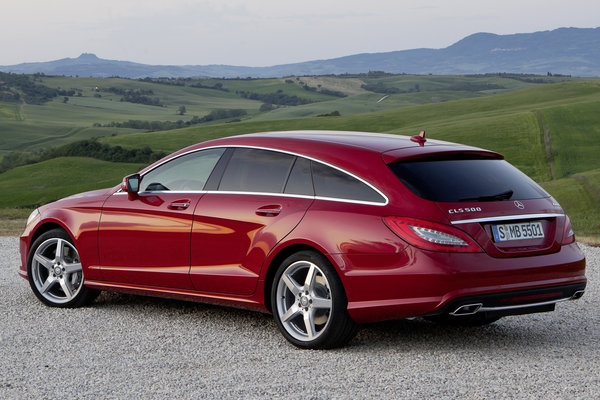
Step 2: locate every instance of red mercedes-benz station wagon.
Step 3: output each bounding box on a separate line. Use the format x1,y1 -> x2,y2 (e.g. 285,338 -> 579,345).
19,131 -> 586,348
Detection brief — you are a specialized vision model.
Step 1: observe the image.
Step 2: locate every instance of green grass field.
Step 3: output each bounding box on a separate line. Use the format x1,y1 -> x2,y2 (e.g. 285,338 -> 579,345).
0,157 -> 142,209
542,169 -> 600,236
0,75 -> 599,238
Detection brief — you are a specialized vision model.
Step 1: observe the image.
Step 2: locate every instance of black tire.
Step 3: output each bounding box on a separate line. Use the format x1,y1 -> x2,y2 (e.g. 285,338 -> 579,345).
27,228 -> 100,308
425,313 -> 501,327
271,250 -> 358,349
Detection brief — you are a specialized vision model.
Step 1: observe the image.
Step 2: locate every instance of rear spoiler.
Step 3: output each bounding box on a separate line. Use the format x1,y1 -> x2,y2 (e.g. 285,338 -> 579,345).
381,146 -> 504,164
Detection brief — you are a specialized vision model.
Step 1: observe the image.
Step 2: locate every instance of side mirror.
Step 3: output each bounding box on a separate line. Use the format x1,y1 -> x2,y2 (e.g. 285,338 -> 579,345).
122,174 -> 141,199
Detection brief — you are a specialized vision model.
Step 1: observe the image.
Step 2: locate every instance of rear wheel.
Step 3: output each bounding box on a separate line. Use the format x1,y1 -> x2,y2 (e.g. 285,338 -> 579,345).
27,229 -> 100,308
271,251 -> 357,349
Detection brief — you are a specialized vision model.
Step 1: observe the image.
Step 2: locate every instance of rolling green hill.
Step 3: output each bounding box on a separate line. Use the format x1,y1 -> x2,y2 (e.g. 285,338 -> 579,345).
0,73 -> 576,157
541,169 -> 600,238
1,77 -> 599,238
0,157 -> 142,209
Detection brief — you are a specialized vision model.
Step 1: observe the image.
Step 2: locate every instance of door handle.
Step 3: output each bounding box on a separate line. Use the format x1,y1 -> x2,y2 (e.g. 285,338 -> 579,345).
169,200 -> 191,210
256,205 -> 282,216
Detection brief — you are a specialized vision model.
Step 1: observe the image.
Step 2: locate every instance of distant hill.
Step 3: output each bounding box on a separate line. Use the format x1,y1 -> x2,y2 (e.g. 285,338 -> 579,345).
1,27 -> 599,78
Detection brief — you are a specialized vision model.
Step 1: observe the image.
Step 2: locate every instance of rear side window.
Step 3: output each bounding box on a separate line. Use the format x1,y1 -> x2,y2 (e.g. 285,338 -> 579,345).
389,159 -> 549,202
219,148 -> 295,193
312,161 -> 385,203
284,157 -> 314,196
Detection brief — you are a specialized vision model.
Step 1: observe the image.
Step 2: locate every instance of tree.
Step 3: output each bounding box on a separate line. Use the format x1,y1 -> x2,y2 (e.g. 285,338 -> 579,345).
177,105 -> 187,115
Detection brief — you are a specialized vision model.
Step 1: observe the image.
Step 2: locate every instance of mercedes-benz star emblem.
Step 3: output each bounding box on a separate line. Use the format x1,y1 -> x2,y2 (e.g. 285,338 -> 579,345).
514,200 -> 525,209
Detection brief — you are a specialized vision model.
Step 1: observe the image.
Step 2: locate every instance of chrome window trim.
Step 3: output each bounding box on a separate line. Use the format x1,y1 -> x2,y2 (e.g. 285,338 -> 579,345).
113,189 -> 387,206
451,213 -> 564,225
123,144 -> 389,206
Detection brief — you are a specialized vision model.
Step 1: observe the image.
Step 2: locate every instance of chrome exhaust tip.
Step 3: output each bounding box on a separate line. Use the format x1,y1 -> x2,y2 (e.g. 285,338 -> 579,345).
450,303 -> 483,316
571,290 -> 585,300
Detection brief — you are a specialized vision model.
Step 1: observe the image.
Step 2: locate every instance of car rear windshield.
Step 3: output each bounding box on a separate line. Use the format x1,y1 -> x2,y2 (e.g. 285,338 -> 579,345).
388,158 -> 549,202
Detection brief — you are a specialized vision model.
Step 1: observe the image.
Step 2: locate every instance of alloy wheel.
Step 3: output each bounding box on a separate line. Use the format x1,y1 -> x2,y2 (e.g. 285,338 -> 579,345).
30,237 -> 84,304
275,260 -> 333,342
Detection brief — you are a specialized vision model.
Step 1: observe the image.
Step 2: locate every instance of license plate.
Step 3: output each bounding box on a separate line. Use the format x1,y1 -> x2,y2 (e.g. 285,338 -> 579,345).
491,221 -> 545,242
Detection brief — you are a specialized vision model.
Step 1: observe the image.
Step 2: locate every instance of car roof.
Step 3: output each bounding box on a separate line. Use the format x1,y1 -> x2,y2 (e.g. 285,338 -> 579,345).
196,130 -> 501,160
237,130 -> 447,153
147,131 -> 502,179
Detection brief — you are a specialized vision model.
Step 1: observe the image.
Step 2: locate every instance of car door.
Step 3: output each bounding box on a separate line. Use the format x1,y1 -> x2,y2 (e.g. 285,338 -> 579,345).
98,148 -> 225,289
190,148 -> 314,295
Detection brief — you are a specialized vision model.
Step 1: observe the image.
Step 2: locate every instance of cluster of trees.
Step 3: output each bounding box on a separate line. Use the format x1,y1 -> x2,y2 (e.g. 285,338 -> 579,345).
0,140 -> 166,174
197,108 -> 246,122
138,77 -> 232,92
284,78 -> 347,98
300,84 -> 346,98
139,77 -> 186,86
41,139 -> 166,163
0,72 -> 60,104
0,88 -> 19,102
188,82 -> 229,92
316,111 -> 341,117
120,93 -> 162,106
0,151 -> 39,174
57,89 -> 82,97
95,108 -> 247,131
365,71 -> 395,77
102,87 -> 154,96
95,120 -> 186,131
362,80 -> 504,94
237,90 -> 314,106
98,87 -> 163,106
361,82 -> 419,94
465,73 -> 570,84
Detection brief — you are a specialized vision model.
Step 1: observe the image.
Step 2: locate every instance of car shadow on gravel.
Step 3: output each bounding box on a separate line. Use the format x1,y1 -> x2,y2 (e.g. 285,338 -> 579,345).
90,291 -> 574,351
92,291 -> 274,327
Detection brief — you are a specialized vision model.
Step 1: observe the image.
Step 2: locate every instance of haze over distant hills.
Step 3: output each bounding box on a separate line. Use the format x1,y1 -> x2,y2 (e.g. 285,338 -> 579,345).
2,27 -> 599,78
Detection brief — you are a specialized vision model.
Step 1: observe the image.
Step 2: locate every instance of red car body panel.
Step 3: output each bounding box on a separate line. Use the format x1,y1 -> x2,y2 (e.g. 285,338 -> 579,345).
18,131 -> 586,324
189,193 -> 313,295
98,191 -> 201,289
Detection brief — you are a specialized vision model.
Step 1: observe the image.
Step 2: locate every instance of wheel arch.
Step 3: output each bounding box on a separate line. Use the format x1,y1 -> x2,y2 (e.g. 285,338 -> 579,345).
29,221 -> 74,251
262,241 -> 345,313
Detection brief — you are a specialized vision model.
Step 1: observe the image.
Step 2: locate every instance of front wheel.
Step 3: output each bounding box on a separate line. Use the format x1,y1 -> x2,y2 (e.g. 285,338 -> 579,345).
27,229 -> 100,308
271,251 -> 357,349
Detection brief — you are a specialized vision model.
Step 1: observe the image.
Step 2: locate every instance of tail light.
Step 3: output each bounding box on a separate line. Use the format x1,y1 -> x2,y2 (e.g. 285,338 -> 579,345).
561,215 -> 575,245
384,216 -> 482,253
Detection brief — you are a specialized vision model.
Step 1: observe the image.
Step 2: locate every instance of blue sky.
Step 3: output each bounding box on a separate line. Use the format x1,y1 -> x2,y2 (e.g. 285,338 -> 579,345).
2,0 -> 599,66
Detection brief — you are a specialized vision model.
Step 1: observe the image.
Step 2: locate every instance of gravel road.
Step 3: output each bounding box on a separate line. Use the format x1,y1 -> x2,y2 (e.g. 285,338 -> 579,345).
1,237 -> 598,399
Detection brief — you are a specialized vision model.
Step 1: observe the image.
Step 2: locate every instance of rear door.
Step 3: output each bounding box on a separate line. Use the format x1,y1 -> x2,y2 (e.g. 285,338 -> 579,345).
190,148 -> 314,295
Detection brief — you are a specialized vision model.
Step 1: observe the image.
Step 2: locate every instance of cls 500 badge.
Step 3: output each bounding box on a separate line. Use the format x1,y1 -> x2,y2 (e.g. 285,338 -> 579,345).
448,207 -> 482,214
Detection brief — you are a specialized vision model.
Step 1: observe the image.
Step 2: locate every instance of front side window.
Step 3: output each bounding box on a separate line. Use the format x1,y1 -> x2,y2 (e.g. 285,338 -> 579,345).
219,148 -> 295,193
141,148 -> 225,192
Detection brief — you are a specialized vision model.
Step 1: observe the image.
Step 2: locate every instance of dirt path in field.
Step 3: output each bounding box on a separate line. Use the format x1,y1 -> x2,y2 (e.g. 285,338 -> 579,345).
536,110 -> 556,180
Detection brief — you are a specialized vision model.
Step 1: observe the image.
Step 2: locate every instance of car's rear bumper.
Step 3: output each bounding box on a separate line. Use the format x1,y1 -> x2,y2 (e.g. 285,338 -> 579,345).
425,282 -> 585,318
340,242 -> 586,323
